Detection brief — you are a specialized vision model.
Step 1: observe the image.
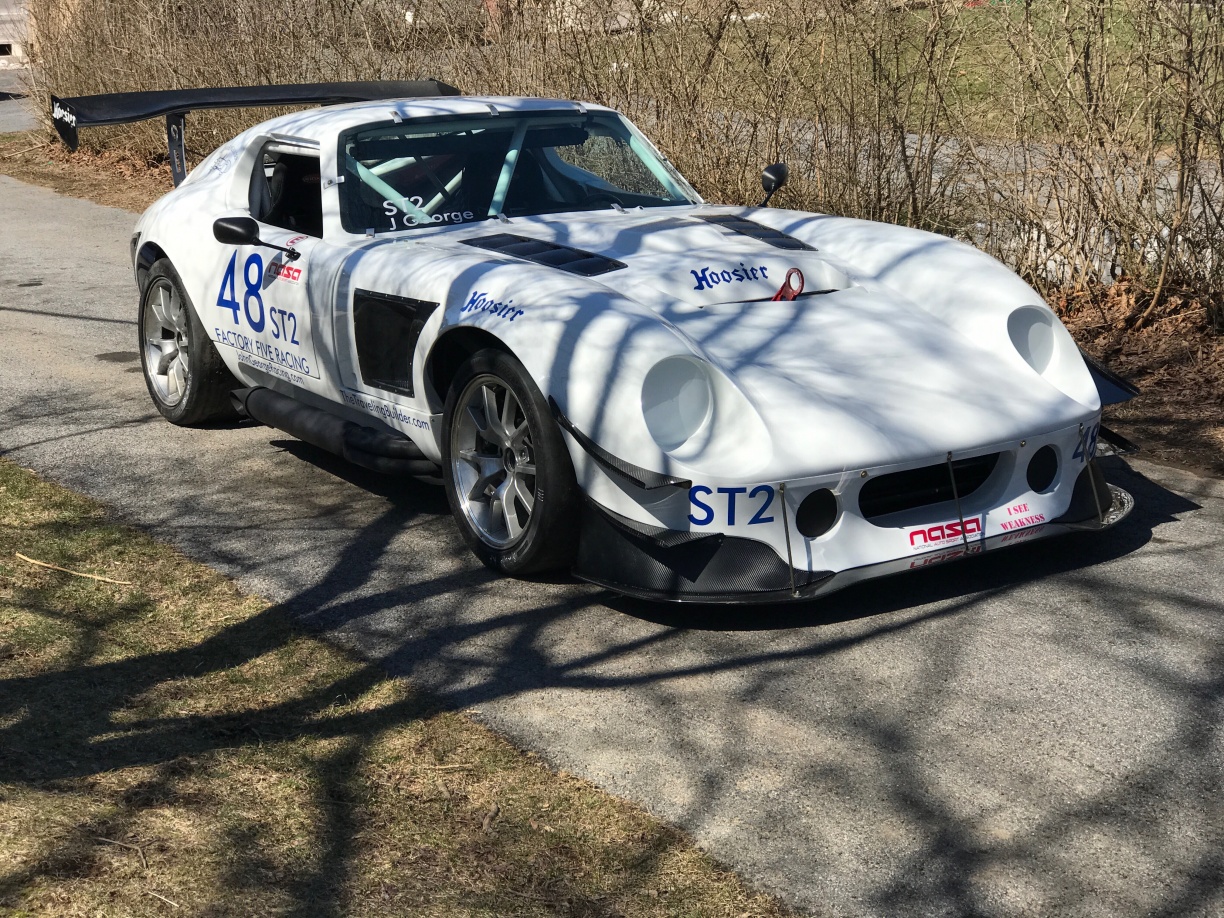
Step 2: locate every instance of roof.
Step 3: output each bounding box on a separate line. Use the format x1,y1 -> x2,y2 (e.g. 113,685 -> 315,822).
239,95 -> 614,146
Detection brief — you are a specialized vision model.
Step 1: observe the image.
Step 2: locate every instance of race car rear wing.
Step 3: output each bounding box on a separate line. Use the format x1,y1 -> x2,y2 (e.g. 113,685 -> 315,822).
50,80 -> 462,185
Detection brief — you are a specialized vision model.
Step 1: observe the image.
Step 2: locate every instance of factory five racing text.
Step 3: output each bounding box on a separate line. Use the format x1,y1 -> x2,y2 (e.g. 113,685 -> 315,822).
213,327 -> 313,376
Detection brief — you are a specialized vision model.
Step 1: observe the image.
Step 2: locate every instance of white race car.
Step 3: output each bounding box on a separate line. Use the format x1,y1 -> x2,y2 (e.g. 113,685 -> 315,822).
52,81 -> 1138,602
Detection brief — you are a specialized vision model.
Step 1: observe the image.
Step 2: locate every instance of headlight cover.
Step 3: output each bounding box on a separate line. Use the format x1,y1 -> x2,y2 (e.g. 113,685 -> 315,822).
1008,306 -> 1057,374
1007,305 -> 1099,408
641,356 -> 714,451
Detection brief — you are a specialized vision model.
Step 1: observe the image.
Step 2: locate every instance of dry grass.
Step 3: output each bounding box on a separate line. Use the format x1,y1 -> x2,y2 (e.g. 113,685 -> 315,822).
0,132 -> 170,211
0,457 -> 794,917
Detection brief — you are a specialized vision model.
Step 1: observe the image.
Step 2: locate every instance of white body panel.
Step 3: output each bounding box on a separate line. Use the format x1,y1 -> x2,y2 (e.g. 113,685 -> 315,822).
129,96 -> 1112,593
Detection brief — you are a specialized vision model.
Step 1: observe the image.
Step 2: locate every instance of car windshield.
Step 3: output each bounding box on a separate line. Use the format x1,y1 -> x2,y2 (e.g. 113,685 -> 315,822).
338,111 -> 697,234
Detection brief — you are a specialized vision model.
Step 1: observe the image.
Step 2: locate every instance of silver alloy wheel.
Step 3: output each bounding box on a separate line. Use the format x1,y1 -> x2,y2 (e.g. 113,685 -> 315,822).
142,279 -> 191,406
449,374 -> 537,549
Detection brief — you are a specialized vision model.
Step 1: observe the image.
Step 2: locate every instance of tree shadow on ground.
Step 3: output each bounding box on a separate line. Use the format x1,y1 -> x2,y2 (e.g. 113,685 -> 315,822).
2,373 -> 1219,918
2,427 -> 1220,916
0,525 -> 715,917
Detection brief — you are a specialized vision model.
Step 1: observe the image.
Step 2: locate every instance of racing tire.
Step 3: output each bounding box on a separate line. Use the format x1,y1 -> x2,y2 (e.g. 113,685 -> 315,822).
139,260 -> 237,426
442,348 -> 580,575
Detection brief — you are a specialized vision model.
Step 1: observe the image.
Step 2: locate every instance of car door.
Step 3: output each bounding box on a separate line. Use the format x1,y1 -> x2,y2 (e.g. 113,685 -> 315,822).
215,141 -> 329,394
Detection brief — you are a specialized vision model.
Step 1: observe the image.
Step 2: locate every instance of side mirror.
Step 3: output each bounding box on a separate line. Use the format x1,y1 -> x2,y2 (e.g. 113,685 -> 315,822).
760,162 -> 789,206
212,216 -> 301,260
213,216 -> 261,246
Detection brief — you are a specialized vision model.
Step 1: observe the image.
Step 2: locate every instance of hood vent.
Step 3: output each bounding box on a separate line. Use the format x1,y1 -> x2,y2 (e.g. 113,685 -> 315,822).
462,233 -> 626,276
700,215 -> 815,251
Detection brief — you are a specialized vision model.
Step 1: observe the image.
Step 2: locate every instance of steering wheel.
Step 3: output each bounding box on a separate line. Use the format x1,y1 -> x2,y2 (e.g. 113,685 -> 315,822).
581,190 -> 624,209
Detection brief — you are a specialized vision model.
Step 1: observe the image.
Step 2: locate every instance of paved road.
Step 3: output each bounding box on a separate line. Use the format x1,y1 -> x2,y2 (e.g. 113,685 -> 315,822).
2,175 -> 1222,917
0,68 -> 34,133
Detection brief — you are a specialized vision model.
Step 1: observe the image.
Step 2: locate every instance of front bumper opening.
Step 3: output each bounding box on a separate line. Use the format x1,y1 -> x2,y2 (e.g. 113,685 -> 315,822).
575,458 -> 1133,605
859,453 -> 1000,520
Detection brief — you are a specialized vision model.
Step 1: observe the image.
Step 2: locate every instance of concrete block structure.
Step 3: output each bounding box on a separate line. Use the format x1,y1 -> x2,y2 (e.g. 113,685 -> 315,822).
0,0 -> 28,68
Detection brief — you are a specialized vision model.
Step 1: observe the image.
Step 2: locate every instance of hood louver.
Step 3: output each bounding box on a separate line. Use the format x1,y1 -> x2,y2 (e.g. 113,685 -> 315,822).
700,215 -> 815,251
462,233 -> 626,276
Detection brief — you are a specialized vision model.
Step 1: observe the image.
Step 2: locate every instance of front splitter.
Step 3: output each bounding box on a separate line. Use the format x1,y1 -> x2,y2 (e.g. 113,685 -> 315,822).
580,485 -> 1134,605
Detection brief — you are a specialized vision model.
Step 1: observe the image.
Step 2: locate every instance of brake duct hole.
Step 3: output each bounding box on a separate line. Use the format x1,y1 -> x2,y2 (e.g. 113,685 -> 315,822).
796,488 -> 838,539
1026,445 -> 1059,493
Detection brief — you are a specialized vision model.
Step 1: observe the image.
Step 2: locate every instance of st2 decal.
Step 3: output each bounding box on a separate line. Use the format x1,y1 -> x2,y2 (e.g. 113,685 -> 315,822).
383,199 -> 476,230
689,484 -> 775,526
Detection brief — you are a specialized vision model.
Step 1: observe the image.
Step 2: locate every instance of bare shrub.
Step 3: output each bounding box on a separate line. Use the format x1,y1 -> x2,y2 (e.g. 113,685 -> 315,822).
973,0 -> 1224,311
25,0 -> 1224,306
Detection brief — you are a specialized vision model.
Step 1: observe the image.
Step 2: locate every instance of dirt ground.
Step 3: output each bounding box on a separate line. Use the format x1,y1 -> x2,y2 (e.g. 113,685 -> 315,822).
1055,281 -> 1224,478
2,131 -> 1220,479
0,134 -> 173,211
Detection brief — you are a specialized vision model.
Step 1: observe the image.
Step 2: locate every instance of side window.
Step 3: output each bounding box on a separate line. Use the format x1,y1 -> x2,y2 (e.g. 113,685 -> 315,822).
248,145 -> 323,238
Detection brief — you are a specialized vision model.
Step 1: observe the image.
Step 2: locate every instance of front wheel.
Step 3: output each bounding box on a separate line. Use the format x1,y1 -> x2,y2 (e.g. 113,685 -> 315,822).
139,260 -> 237,425
442,349 -> 579,575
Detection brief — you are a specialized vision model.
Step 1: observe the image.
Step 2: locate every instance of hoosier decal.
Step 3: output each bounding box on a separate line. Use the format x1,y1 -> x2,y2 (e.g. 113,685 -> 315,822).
51,100 -> 77,127
690,263 -> 769,291
462,290 -> 525,322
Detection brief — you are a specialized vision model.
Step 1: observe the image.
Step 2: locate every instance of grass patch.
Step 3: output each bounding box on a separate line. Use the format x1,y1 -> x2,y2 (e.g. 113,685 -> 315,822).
0,458 -> 793,917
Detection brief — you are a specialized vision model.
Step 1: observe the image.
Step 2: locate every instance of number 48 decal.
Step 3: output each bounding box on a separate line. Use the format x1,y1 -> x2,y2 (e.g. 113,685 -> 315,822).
1072,422 -> 1100,462
217,252 -> 266,332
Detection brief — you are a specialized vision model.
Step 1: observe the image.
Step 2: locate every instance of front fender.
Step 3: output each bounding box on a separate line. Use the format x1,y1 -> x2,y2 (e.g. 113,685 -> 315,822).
755,209 -> 1102,412
342,241 -> 704,482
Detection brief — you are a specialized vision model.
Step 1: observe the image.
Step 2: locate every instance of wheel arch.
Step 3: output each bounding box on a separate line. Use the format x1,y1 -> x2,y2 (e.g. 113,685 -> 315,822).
138,257 -> 240,425
135,240 -> 170,295
423,326 -> 512,413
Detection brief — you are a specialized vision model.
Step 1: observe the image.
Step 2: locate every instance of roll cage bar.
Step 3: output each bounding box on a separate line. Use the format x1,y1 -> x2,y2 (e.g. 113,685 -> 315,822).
50,80 -> 462,186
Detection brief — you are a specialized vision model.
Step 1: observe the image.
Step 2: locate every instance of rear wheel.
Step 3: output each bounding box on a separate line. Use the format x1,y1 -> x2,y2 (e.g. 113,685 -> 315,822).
442,349 -> 579,574
139,260 -> 237,425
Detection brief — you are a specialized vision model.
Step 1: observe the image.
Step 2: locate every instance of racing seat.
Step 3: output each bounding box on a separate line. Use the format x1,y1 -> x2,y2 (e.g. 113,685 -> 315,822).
263,155 -> 323,237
